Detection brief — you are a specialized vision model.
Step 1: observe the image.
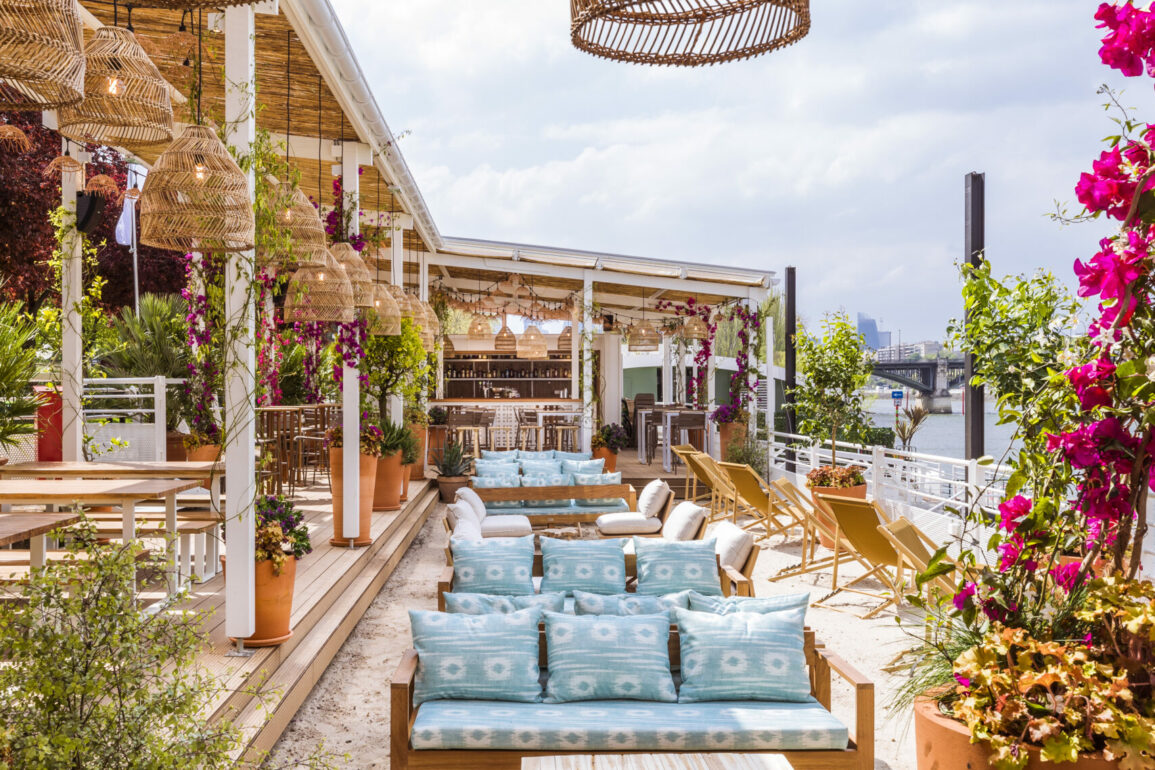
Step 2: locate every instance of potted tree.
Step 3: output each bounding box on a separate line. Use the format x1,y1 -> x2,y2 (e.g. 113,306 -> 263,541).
591,423 -> 628,473
427,405 -> 449,464
399,426 -> 419,503
245,494 -> 312,646
433,440 -> 472,503
710,403 -> 748,458
406,404 -> 429,479
363,319 -> 430,442
373,420 -> 408,512
0,301 -> 45,459
326,423 -> 381,546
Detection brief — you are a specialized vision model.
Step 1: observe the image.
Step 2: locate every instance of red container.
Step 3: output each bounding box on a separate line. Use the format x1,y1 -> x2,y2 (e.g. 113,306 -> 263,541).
35,386 -> 62,461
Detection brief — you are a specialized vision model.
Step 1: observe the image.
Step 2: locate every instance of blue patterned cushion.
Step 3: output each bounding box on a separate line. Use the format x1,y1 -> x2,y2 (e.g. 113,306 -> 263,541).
481,449 -> 519,460
443,592 -> 565,615
520,474 -> 571,508
560,458 -> 605,476
571,471 -> 623,507
540,538 -> 626,596
409,608 -> 543,705
411,699 -> 849,751
469,474 -> 521,509
542,612 -> 676,703
554,451 -> 592,461
674,607 -> 811,703
473,459 -> 520,477
519,460 -> 562,476
687,591 -> 810,616
518,449 -> 555,461
450,536 -> 535,595
634,538 -> 721,596
572,590 -> 690,620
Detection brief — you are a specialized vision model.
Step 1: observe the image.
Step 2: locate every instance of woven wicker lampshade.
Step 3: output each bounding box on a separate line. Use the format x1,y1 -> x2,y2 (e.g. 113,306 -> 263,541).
415,300 -> 436,349
284,249 -> 354,325
682,315 -> 709,340
467,314 -> 492,340
58,27 -> 173,148
628,320 -> 661,352
0,0 -> 84,110
571,0 -> 810,67
386,284 -> 417,323
0,124 -> 31,152
331,243 -> 373,311
139,124 -> 254,252
443,334 -> 455,354
518,324 -> 548,360
128,0 -> 261,8
369,283 -> 401,336
494,318 -> 516,352
260,183 -> 328,270
556,324 -> 572,350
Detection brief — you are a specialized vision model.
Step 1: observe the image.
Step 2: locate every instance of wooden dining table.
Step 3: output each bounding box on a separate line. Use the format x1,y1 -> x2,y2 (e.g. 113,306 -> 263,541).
0,512 -> 83,568
0,461 -> 225,512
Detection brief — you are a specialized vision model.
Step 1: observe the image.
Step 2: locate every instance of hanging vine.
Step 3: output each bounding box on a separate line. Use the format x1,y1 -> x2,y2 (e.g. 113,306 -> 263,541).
655,297 -> 715,408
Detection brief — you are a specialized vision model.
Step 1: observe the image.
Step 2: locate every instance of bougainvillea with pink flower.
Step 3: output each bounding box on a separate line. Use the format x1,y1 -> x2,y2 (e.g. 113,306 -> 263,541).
655,297 -> 715,408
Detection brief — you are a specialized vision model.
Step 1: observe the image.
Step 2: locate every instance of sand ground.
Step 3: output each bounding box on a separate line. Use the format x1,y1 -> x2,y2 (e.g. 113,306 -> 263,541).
268,504 -> 920,769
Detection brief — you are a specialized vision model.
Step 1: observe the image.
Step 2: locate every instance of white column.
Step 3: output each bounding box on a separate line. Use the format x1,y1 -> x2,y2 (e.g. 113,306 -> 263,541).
569,310 -> 579,399
388,213 -> 404,425
603,333 -> 622,425
223,4 -> 257,644
764,305 -> 775,439
580,278 -> 594,451
660,335 -> 672,403
341,141 -> 361,540
59,138 -> 84,463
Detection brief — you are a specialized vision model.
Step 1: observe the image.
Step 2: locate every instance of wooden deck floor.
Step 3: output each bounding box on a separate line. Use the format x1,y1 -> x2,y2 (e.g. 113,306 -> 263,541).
181,476 -> 438,761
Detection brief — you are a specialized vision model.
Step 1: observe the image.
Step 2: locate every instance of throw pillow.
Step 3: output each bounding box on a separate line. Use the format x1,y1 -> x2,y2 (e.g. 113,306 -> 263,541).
473,459 -> 521,477
443,592 -> 565,615
450,514 -> 482,543
572,590 -> 690,620
520,474 -> 571,508
542,611 -> 676,703
673,607 -> 811,703
714,520 -> 755,570
553,450 -> 592,461
518,460 -> 563,476
409,608 -> 543,705
540,537 -> 626,596
661,501 -> 708,540
454,486 -> 488,521
634,537 -> 721,596
686,591 -> 810,616
636,478 -> 671,519
559,458 -> 605,476
571,471 -> 623,507
449,535 -> 535,594
517,449 -> 555,461
481,449 -> 519,461
469,474 -> 521,509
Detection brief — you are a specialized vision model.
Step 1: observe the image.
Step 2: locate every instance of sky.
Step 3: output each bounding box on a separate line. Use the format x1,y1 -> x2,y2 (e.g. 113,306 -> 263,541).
329,0 -> 1131,342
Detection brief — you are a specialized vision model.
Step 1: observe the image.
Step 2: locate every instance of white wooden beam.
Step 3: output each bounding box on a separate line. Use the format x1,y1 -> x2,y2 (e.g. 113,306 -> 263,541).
340,141 -> 362,541
581,278 -> 594,452
59,136 -> 83,463
387,196 -> 405,425
223,4 -> 257,645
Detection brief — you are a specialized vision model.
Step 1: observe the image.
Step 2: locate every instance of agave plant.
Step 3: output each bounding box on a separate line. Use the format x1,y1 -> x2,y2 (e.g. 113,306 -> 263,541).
0,301 -> 45,451
434,441 -> 472,478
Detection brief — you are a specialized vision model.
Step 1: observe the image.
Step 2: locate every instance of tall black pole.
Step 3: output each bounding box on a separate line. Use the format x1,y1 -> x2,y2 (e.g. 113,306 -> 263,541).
784,266 -> 798,472
964,172 -> 985,460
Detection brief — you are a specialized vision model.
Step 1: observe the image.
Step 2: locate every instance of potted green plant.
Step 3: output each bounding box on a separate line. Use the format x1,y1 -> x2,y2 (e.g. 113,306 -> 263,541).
326,424 -> 381,546
406,403 -> 429,479
371,420 -> 408,513
591,423 -> 628,473
433,440 -> 472,503
710,402 -> 748,458
247,494 -> 313,646
399,426 -> 419,503
427,405 -> 449,463
0,301 -> 45,459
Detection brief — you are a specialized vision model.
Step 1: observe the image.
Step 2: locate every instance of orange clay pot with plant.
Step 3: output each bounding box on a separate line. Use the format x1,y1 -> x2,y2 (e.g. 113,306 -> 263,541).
327,425 -> 381,546
806,465 -> 866,547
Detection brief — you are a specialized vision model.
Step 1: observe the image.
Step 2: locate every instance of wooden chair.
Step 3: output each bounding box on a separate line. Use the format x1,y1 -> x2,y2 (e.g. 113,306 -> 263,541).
718,461 -> 798,543
670,411 -> 708,456
877,517 -> 970,600
694,452 -> 743,522
766,478 -> 858,586
515,409 -> 544,451
682,451 -> 724,518
812,494 -> 906,619
670,444 -> 705,503
448,411 -> 481,454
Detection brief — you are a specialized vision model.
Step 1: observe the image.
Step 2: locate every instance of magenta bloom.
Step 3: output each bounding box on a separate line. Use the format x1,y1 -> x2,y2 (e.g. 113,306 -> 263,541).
952,581 -> 976,612
1065,357 -> 1116,411
1050,562 -> 1083,592
997,495 -> 1032,532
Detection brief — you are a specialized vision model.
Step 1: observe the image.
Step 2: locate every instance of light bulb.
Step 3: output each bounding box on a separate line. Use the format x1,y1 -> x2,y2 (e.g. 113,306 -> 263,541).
106,76 -> 122,95
281,207 -> 292,224
193,154 -> 206,182
318,271 -> 325,281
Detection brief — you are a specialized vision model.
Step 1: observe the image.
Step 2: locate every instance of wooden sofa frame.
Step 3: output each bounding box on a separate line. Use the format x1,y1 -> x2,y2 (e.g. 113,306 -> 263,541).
390,628 -> 874,770
472,483 -> 638,524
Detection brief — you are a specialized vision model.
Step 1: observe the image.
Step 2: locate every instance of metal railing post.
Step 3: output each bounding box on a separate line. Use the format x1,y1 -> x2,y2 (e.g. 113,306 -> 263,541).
154,375 -> 167,461
872,445 -> 884,502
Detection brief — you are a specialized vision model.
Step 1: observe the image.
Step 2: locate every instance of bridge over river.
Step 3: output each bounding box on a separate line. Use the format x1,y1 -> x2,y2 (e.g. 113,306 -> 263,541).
872,357 -> 966,413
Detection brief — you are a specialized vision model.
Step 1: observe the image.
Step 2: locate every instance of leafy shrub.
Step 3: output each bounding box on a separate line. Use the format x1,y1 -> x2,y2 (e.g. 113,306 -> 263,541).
805,465 -> 865,488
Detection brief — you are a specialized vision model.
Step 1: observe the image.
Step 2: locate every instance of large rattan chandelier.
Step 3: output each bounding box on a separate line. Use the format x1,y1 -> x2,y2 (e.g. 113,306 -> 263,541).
682,315 -> 709,340
58,26 -> 173,148
518,324 -> 548,360
261,183 -> 328,271
556,324 -> 572,350
369,283 -> 401,336
0,0 -> 85,111
627,287 -> 660,352
494,316 -> 516,352
284,249 -> 354,324
139,124 -> 254,252
467,314 -> 492,340
331,243 -> 373,312
571,0 -> 810,67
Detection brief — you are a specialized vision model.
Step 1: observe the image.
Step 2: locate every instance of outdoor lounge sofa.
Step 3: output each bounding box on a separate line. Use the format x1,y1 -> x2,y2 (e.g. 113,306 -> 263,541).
469,450 -> 637,522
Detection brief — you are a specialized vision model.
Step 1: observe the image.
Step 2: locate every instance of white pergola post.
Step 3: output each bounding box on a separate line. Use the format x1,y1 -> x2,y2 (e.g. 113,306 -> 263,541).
660,336 -> 672,404
341,142 -> 361,541
58,137 -> 84,463
223,4 -> 257,645
580,277 -> 594,451
569,309 -> 579,400
388,213 -> 404,425
706,338 -> 717,456
603,334 -> 622,425
764,306 -> 775,457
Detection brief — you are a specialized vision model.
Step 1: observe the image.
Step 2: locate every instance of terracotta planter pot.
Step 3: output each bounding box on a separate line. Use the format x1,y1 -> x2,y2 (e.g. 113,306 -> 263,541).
166,431 -> 189,462
809,482 -> 867,549
1057,553 -> 1110,579
329,448 -> 377,546
718,421 -> 748,459
373,450 -> 403,512
410,424 -> 427,478
437,476 -> 470,504
593,447 -> 618,473
914,697 -> 1119,770
187,444 -> 221,489
401,463 -> 412,503
427,425 -> 448,463
220,555 -> 297,647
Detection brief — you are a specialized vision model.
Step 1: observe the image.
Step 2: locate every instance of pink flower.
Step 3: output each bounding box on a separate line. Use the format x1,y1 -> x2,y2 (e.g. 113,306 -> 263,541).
998,495 -> 1033,532
1050,562 -> 1083,592
1065,358 -> 1116,411
952,581 -> 976,612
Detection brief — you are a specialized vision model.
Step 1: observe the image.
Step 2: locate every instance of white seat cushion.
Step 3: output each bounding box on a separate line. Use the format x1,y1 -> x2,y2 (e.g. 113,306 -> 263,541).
662,502 -> 708,541
636,479 -> 671,519
480,515 -> 533,538
454,486 -> 488,521
713,520 -> 754,570
451,515 -> 483,542
596,512 -> 663,535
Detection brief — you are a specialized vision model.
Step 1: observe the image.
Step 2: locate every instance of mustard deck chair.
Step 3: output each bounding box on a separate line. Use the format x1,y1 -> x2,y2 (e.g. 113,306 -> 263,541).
682,451 -> 729,521
718,461 -> 799,543
812,493 -> 907,619
670,444 -> 707,504
878,517 -> 972,600
765,478 -> 855,584
697,453 -> 747,523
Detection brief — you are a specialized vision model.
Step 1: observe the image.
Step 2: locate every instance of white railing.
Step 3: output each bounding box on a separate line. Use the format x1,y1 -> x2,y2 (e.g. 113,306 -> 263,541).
82,377 -> 185,462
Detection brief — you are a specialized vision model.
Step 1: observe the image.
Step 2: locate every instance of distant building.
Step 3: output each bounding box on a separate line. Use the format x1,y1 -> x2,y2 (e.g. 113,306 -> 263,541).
857,313 -> 884,350
876,340 -> 943,362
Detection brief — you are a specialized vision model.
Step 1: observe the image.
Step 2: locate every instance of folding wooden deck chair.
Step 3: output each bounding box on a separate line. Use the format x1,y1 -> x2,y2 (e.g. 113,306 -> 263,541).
696,453 -> 745,523
669,444 -> 705,503
765,477 -> 855,584
718,461 -> 798,543
681,451 -> 727,520
877,517 -> 972,600
812,493 -> 907,619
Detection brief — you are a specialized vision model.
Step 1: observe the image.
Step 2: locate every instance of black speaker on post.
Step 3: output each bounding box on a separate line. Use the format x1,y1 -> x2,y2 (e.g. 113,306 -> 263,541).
75,192 -> 105,234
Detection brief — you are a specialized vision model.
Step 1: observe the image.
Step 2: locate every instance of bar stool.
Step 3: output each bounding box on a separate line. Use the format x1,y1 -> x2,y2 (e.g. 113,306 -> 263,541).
671,412 -> 709,456
448,412 -> 482,454
550,416 -> 580,452
472,409 -> 496,452
516,409 -> 545,451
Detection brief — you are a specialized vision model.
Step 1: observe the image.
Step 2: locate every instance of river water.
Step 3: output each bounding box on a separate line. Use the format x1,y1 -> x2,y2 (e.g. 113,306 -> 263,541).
866,393 -> 1017,461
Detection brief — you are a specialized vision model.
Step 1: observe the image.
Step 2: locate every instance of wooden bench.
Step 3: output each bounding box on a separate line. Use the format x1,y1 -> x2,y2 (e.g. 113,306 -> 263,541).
390,629 -> 874,770
79,515 -> 220,581
472,484 -> 638,524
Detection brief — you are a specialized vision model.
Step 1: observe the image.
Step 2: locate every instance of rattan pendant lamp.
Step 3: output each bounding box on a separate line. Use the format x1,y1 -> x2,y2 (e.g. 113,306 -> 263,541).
628,287 -> 660,352
467,274 -> 491,340
139,12 -> 252,252
332,243 -> 373,312
58,20 -> 174,148
682,314 -> 709,340
0,0 -> 85,111
571,0 -> 810,67
284,248 -> 354,324
556,324 -> 572,350
369,283 -> 401,336
518,323 -> 548,360
494,315 -> 516,352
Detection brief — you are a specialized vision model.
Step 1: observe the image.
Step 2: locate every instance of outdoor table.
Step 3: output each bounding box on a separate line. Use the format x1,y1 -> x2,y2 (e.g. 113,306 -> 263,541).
536,409 -> 584,427
521,753 -> 792,769
0,461 -> 225,512
0,512 -> 83,568
0,479 -> 201,594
